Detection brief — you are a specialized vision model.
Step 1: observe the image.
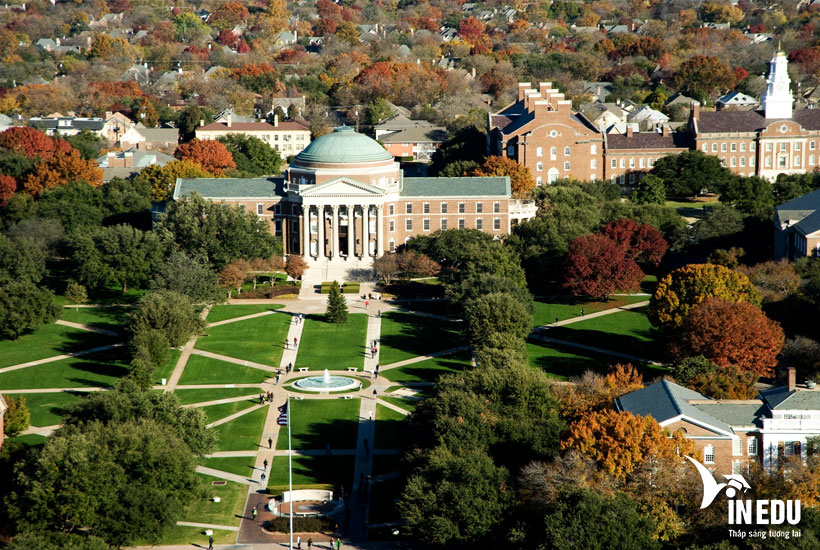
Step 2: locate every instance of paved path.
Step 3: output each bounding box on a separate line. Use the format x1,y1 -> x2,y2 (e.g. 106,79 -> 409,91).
197,466 -> 257,486
0,343 -> 124,374
530,334 -> 662,366
165,306 -> 212,392
364,313 -> 382,375
21,424 -> 59,437
533,300 -> 649,329
206,451 -> 258,458
208,310 -> 280,327
350,397 -> 376,541
191,349 -> 279,373
375,398 -> 411,416
55,319 -> 120,336
182,395 -> 262,408
207,403 -> 267,429
379,345 -> 469,371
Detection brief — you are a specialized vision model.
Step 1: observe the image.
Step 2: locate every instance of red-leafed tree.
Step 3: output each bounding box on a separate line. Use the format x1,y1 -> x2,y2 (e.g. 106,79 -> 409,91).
457,16 -> 486,43
563,233 -> 644,298
0,127 -> 57,159
669,297 -> 785,377
0,174 -> 16,205
211,1 -> 249,26
217,29 -> 239,47
600,218 -> 668,267
174,139 -> 236,175
470,155 -> 535,198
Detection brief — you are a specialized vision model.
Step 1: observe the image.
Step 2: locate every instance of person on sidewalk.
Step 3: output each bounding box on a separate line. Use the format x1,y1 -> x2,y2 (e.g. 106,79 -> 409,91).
263,458 -> 268,470
268,437 -> 273,449
296,536 -> 301,549
252,505 -> 257,521
307,538 -> 313,549
368,410 -> 373,421
294,337 -> 298,347
208,535 -> 213,549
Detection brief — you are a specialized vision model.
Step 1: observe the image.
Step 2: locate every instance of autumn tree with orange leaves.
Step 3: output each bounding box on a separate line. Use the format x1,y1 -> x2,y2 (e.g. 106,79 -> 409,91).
562,410 -> 695,481
23,148 -> 103,195
0,174 -> 15,205
0,127 -> 66,159
553,363 -> 644,421
174,140 -> 236,175
471,155 -> 535,198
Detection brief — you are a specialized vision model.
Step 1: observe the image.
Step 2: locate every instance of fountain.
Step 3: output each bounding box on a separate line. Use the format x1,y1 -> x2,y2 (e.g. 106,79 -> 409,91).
293,368 -> 360,392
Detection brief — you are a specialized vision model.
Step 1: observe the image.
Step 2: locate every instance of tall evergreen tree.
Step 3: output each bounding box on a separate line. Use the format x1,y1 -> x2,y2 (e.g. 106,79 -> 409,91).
325,281 -> 348,323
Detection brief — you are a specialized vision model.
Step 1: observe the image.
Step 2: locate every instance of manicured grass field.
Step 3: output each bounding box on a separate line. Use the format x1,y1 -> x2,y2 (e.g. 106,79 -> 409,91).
206,304 -> 285,324
179,355 -> 271,385
276,399 -> 360,450
295,314 -> 368,371
374,404 -> 408,450
153,348 -> 181,385
0,323 -> 120,369
531,295 -> 649,328
268,455 -> 355,490
172,387 -> 262,405
4,391 -> 85,427
371,453 -> 403,477
527,340 -> 621,380
144,525 -> 236,547
195,313 -> 291,366
381,396 -> 420,413
0,349 -> 130,389
60,306 -> 133,332
378,311 -> 461,365
211,406 -> 268,451
183,476 -> 248,527
380,352 -> 471,384
201,399 -> 260,424
392,300 -> 452,317
202,456 -> 257,478
666,199 -> 719,220
7,433 -> 46,447
547,307 -> 660,360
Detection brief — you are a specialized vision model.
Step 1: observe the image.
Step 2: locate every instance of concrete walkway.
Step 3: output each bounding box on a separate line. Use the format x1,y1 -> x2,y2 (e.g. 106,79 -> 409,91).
191,349 -> 279,372
375,398 -> 411,416
182,395 -> 262,409
530,334 -> 662,366
164,306 -> 212,392
534,300 -> 649,329
379,345 -> 470,371
350,397 -> 377,541
0,343 -> 124,374
55,319 -> 120,336
21,424 -> 60,437
176,521 -> 240,532
364,313 -> 382,375
208,310 -> 280,328
196,466 -> 257,486
206,451 -> 258,458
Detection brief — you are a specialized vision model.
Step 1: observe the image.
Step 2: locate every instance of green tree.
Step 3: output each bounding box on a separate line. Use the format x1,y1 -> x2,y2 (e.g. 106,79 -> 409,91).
691,204 -> 745,244
218,133 -> 283,176
2,395 -> 30,436
129,290 -> 205,348
64,281 -> 88,311
101,177 -> 151,225
429,126 -> 486,176
136,160 -> 213,202
149,252 -> 222,304
672,355 -> 718,385
157,193 -> 282,269
175,104 -> 212,142
129,328 -> 171,387
719,176 -> 774,220
35,182 -> 105,232
632,174 -> 666,205
650,150 -> 734,197
173,12 -> 209,43
0,234 -> 47,285
438,159 -> 479,177
65,129 -> 105,160
0,281 -> 59,340
5,531 -> 108,550
69,224 -> 166,293
366,97 -> 393,126
326,282 -> 348,323
463,292 -> 532,348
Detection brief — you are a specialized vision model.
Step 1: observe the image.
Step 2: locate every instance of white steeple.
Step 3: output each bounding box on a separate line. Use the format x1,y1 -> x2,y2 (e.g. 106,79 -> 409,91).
762,46 -> 793,119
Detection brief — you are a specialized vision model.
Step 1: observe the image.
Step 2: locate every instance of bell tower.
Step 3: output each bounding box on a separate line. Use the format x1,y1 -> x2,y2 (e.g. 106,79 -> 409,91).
762,47 -> 793,119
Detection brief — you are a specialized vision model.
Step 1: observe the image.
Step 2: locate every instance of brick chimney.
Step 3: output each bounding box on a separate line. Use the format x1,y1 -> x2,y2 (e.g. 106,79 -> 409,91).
273,114 -> 279,127
788,367 -> 796,391
690,102 -> 700,121
518,82 -> 533,101
626,125 -> 634,138
662,125 -> 670,137
199,119 -> 205,127
226,113 -> 232,127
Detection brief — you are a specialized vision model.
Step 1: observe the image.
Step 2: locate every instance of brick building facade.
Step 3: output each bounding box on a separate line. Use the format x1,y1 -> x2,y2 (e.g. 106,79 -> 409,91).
196,114 -> 311,157
0,395 -> 6,451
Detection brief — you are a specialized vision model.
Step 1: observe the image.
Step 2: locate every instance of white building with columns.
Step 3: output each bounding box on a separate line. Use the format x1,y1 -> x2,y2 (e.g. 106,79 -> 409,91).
173,126 -> 537,279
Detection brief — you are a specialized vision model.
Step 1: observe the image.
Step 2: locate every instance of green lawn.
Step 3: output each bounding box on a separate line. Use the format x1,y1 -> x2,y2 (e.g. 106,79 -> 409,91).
531,295 -> 649,328
392,300 -> 452,317
206,304 -> 285,324
268,455 -> 355,491
0,348 -> 130,389
295,314 -> 368,371
4,391 -> 86,427
371,453 -> 403,477
143,525 -> 236,547
181,476 -> 248,527
202,456 -> 257,478
153,348 -> 181,386
381,396 -> 420,413
378,311 -> 461,365
0,322 -> 120,369
546,307 -> 660,360
527,340 -> 623,380
6,433 -> 46,448
179,355 -> 271,385
60,306 -> 133,332
276,399 -> 360,450
211,406 -> 268,451
195,312 -> 291,366
380,352 -> 471,384
201,399 -> 260,424
374,404 -> 408,450
666,199 -> 719,220
172,387 -> 262,405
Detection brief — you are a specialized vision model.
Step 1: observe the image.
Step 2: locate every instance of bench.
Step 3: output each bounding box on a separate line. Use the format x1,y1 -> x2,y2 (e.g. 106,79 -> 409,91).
298,367 -> 309,372
347,367 -> 358,372
342,395 -> 354,399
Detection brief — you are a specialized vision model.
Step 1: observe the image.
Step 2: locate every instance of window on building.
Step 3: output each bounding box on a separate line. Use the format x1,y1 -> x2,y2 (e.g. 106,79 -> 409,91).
765,157 -> 772,167
779,156 -> 787,168
795,156 -> 802,166
619,174 -> 625,185
458,218 -> 465,229
611,158 -> 617,168
712,143 -> 718,152
440,218 -> 448,230
721,143 -> 727,152
405,219 -> 412,231
732,461 -> 744,475
591,144 -> 597,154
536,162 -> 543,172
740,143 -> 746,152
796,142 -> 802,151
493,218 -> 501,230
257,203 -> 264,215
702,144 -> 708,152
536,146 -> 542,157
811,155 -> 816,166
591,159 -> 597,169
564,146 -> 570,156
648,158 -> 654,167
780,142 -> 787,152
441,202 -> 448,213
389,239 -> 395,252
550,146 -> 557,160
406,203 -> 412,214
766,142 -> 773,152
721,157 -> 726,166
389,220 -> 395,232
458,202 -> 465,213
476,218 -> 483,230
423,218 -> 430,231
536,177 -> 543,185
748,438 -> 758,455
628,158 -> 635,168
639,158 -> 645,168
620,158 -> 625,168
704,445 -> 715,464
389,204 -> 394,215
730,143 -> 737,152
591,174 -> 596,180
564,161 -> 570,170
751,142 -> 756,152
423,202 -> 430,214
507,145 -> 514,157
733,438 -> 743,456
740,156 -> 746,167
629,173 -> 636,184
493,202 -> 500,213
785,441 -> 795,456
812,141 -> 817,151
476,202 -> 483,213
730,157 -> 736,167
274,203 -> 281,215
751,157 -> 756,167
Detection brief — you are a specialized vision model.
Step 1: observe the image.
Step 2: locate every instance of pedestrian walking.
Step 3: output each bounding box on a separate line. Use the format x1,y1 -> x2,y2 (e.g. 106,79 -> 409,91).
378,308 -> 381,318
330,537 -> 335,548
294,337 -> 298,347
372,388 -> 377,399
263,458 -> 268,470
365,299 -> 369,309
336,538 -> 342,550
297,536 -> 301,549
580,308 -> 585,316
307,538 -> 313,549
252,505 -> 257,520
208,535 -> 214,549
555,316 -> 559,325
370,346 -> 375,359
260,393 -> 265,404
268,437 -> 273,449
374,346 -> 378,357
276,374 -> 281,384
375,364 -> 380,376
285,338 -> 290,349
288,362 -> 292,373
368,410 -> 373,421
261,472 -> 266,482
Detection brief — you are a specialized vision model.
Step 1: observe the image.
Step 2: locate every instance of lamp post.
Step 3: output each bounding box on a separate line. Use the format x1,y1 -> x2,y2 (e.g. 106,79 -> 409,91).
288,394 -> 293,549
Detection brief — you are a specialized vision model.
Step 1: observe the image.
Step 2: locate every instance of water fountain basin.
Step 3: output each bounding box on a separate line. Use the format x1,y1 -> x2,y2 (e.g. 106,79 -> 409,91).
293,369 -> 360,392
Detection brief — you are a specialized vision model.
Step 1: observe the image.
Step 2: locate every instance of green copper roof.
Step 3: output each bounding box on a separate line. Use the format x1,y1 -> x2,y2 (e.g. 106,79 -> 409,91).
173,177 -> 286,200
401,177 -> 511,197
294,126 -> 393,163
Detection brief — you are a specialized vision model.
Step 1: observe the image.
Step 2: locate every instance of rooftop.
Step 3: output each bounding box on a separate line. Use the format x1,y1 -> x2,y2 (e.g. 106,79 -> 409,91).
294,126 -> 393,164
401,176 -> 510,197
173,177 -> 286,200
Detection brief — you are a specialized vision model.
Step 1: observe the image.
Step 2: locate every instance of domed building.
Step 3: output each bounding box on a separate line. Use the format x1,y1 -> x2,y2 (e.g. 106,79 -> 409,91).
174,127 -> 537,277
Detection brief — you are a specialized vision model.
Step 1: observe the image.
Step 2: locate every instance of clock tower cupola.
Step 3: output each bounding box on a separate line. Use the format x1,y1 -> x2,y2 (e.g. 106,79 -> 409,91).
762,47 -> 793,119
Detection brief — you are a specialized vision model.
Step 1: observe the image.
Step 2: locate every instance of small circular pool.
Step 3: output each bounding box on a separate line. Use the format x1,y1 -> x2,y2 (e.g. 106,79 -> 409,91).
293,370 -> 361,392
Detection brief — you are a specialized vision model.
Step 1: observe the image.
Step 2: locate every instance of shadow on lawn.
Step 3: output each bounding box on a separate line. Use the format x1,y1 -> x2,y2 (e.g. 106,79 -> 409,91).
55,328 -> 121,355
547,326 -> 660,360
299,417 -> 360,450
67,351 -> 130,387
379,313 -> 460,359
384,362 -> 466,384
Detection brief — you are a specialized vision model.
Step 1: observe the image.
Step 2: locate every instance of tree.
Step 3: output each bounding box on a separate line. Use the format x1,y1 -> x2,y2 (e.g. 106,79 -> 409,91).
675,55 -> 736,102
130,290 -> 206,348
130,328 -> 170,386
4,531 -> 108,550
669,297 -> 785,377
671,356 -> 718,386
438,159 -> 479,177
599,218 -> 668,267
176,105 -> 212,142
736,260 -> 801,303
2,395 -> 30,436
0,174 -> 15,206
561,409 -> 695,480
284,254 -> 307,280
687,364 -> 758,400
366,97 -> 393,126
650,151 -> 734,197
326,282 -> 348,323
540,489 -> 662,550
218,260 -> 249,295
471,155 -> 536,198
632,174 -> 666,205
463,292 -> 532,348
0,282 -> 60,340
563,233 -> 644,298
137,160 -> 213,202
174,139 -> 236,175
0,127 -> 59,158
707,247 -> 745,269
65,129 -> 105,160
719,176 -> 774,220
691,204 -> 745,245
373,253 -> 400,285
65,281 -> 88,311
23,149 -> 104,195
69,225 -> 166,293
150,253 -> 222,304
429,127 -> 487,176
553,364 -> 644,421
649,264 -> 761,329
0,234 -> 47,285
218,133 -> 283,176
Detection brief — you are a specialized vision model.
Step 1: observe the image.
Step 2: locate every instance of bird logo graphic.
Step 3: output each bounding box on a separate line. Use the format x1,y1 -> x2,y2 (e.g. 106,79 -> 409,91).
686,456 -> 752,509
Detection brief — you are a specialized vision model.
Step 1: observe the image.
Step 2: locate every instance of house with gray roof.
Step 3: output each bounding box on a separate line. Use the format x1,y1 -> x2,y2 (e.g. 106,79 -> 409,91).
29,116 -> 105,137
96,148 -> 174,181
774,188 -> 820,260
716,91 -> 759,111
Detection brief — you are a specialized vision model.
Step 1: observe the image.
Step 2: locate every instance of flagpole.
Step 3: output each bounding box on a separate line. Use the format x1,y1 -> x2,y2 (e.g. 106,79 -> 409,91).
288,394 -> 293,549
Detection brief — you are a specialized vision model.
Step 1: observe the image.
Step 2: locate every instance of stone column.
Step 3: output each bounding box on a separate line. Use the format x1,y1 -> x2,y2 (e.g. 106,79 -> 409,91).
303,205 -> 312,258
346,205 -> 355,260
360,204 -> 368,256
376,204 -> 384,257
331,205 -> 339,259
317,205 -> 325,258
281,213 -> 289,255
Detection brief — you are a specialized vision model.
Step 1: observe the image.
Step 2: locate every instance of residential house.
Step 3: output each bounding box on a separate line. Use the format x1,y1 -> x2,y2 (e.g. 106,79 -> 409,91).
29,116 -> 105,137
0,113 -> 20,132
378,126 -> 449,161
96,148 -> 174,181
579,101 -> 627,130
774,188 -> 820,259
716,91 -> 759,111
627,105 -> 670,131
196,114 -> 311,157
582,81 -> 614,103
119,124 -> 179,152
274,30 -> 298,47
102,112 -> 135,143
